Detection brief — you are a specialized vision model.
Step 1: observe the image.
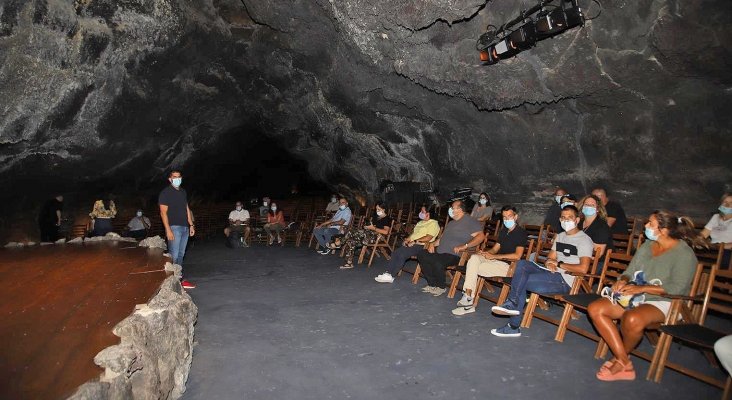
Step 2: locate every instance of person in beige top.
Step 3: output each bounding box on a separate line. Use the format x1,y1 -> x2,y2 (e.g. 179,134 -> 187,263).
89,199 -> 116,236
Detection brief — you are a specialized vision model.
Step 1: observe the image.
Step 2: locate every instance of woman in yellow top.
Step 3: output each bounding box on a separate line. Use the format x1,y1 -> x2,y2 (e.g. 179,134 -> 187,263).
89,199 -> 117,236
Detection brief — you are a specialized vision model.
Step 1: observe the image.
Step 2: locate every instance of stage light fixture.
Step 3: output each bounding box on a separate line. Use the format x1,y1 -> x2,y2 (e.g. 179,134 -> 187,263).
476,0 -> 591,65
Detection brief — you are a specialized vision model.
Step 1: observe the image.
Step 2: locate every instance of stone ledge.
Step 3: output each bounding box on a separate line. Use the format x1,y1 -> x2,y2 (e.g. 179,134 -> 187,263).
68,272 -> 198,400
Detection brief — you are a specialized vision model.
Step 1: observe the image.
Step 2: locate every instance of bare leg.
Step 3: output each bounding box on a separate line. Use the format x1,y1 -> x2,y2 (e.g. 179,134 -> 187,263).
588,298 -> 627,364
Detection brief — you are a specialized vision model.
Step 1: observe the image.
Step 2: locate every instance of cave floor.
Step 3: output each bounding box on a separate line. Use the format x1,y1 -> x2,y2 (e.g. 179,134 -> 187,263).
182,241 -> 724,400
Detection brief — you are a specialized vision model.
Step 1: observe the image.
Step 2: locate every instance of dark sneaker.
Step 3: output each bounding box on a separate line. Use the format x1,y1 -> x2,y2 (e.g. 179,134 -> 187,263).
181,280 -> 196,289
491,323 -> 521,337
492,300 -> 520,316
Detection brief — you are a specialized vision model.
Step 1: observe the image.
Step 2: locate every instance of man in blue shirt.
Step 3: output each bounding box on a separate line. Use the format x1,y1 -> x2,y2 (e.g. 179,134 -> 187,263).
313,197 -> 352,254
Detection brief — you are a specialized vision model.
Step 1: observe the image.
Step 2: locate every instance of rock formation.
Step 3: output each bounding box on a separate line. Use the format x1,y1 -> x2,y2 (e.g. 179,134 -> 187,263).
67,271 -> 197,399
1,0 -> 730,221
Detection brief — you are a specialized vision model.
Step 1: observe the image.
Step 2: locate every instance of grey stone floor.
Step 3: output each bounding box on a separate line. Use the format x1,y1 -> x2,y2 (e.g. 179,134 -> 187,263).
181,241 -> 724,400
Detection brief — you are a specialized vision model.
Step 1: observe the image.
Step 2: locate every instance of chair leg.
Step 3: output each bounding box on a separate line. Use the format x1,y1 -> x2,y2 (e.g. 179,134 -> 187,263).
497,283 -> 511,305
358,245 -> 367,264
521,293 -> 539,328
368,245 -> 378,267
412,264 -> 421,284
554,304 -> 575,342
723,376 -> 731,400
448,271 -> 462,298
594,339 -> 609,359
474,277 -> 485,307
650,332 -> 674,383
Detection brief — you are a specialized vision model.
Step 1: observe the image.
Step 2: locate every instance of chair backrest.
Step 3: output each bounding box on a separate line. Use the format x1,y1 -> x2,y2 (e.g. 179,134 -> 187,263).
698,267 -> 732,325
612,233 -> 633,255
522,224 -> 544,243
694,244 -> 725,270
627,217 -> 637,235
596,250 -> 635,291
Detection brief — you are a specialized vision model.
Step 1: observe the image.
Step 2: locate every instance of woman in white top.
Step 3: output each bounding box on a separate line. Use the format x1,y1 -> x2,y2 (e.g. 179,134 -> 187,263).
701,192 -> 732,268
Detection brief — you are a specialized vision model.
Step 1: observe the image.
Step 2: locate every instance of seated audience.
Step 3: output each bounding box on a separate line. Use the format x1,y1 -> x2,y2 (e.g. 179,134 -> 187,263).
374,206 -> 440,283
416,200 -> 484,297
126,209 -> 151,240
701,192 -> 732,268
592,187 -> 629,234
90,199 -> 116,236
325,194 -> 340,213
336,202 -> 392,269
543,187 -> 568,233
471,192 -> 494,222
587,210 -> 703,381
491,205 -> 593,337
264,202 -> 286,245
224,201 -> 251,247
38,194 -> 63,242
313,197 -> 352,254
578,194 -> 614,272
453,205 -> 528,315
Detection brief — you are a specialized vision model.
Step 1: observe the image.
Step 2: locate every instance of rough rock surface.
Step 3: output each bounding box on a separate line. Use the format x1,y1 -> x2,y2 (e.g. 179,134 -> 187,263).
1,0 -> 730,219
67,273 -> 197,400
138,235 -> 167,250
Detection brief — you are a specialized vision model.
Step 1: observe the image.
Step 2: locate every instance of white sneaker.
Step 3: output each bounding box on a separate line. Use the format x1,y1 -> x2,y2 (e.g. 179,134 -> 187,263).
375,273 -> 394,283
457,293 -> 473,307
431,287 -> 447,297
421,285 -> 435,293
452,306 -> 476,316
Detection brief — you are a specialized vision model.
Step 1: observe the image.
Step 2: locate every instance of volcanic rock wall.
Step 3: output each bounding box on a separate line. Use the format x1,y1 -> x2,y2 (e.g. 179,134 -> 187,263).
1,0 -> 730,220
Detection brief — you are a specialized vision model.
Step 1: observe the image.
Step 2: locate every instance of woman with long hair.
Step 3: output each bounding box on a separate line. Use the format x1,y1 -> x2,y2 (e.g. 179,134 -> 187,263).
89,198 -> 117,236
587,210 -> 704,381
264,202 -> 286,245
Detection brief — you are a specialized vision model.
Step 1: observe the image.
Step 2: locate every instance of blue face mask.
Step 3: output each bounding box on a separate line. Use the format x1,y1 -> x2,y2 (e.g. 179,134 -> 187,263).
448,208 -> 455,219
418,212 -> 427,220
339,205 -> 346,211
582,206 -> 597,217
479,198 -> 487,205
171,177 -> 182,187
720,205 -> 732,215
555,195 -> 563,204
645,227 -> 659,241
503,219 -> 515,229
560,202 -> 573,209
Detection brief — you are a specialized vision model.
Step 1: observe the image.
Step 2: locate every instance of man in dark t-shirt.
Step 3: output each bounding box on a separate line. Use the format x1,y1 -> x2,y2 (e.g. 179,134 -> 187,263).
159,170 -> 196,289
543,187 -> 567,233
592,188 -> 629,234
38,195 -> 63,242
453,205 -> 530,315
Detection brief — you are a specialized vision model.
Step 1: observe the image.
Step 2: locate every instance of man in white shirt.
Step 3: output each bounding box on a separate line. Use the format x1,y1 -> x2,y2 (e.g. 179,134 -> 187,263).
224,201 -> 251,246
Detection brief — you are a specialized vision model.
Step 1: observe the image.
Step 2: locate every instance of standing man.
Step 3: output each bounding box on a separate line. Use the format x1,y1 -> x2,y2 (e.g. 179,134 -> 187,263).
159,170 -> 196,289
38,194 -> 63,242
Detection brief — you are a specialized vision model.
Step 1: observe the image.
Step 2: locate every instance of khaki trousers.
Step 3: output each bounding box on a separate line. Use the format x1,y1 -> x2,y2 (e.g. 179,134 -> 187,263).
462,255 -> 510,296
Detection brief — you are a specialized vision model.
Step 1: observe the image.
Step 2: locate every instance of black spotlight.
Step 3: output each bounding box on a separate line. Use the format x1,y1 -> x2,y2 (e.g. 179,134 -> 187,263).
508,22 -> 537,50
536,0 -> 584,38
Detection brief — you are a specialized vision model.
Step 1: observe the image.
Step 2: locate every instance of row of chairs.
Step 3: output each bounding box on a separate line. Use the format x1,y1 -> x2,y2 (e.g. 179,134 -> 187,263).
391,218 -> 730,398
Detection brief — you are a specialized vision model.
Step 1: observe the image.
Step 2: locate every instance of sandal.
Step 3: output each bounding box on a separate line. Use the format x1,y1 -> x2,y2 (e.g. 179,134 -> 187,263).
599,358 -> 616,372
596,359 -> 635,381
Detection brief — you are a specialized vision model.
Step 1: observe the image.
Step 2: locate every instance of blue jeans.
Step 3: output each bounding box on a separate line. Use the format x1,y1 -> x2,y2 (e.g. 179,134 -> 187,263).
314,227 -> 340,248
507,260 -> 570,326
168,225 -> 190,267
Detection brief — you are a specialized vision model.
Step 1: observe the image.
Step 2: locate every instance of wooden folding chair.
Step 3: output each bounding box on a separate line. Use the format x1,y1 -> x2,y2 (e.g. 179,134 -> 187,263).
594,263 -> 708,364
521,245 -> 604,329
646,267 -> 731,398
355,220 -> 396,267
461,239 -> 536,307
399,223 -> 446,284
554,250 -> 633,342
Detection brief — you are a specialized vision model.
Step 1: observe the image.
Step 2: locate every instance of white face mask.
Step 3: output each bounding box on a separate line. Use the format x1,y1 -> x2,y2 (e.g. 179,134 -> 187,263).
555,195 -> 563,204
376,210 -> 385,217
263,202 -> 268,207
271,206 -> 277,211
331,198 -> 336,203
236,206 -> 242,211
136,211 -> 143,217
479,198 -> 487,205
561,220 -> 577,231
